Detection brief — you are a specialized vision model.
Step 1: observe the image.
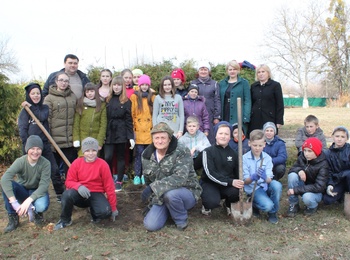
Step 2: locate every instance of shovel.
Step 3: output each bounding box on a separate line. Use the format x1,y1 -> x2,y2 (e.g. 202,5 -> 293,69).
24,105 -> 71,167
344,193 -> 350,220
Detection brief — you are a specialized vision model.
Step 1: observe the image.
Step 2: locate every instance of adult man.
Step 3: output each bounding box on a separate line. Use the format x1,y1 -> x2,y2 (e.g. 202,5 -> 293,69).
42,54 -> 89,99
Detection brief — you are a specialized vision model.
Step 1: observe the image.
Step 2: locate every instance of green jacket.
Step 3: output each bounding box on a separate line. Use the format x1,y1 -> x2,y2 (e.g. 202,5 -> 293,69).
142,136 -> 202,206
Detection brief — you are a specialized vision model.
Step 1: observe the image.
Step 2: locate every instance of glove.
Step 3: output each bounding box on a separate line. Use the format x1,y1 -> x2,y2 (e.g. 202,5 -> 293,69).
73,140 -> 80,147
129,139 -> 135,149
78,185 -> 91,199
326,185 -> 337,197
258,168 -> 267,181
141,185 -> 152,204
27,204 -> 35,222
111,209 -> 119,221
11,200 -> 20,212
251,173 -> 259,181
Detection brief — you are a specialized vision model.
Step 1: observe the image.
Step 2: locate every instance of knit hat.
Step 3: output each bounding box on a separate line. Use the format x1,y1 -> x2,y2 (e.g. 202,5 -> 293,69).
24,83 -> 43,106
150,122 -> 174,137
332,126 -> 349,139
171,68 -> 186,83
196,60 -> 211,71
214,121 -> 232,137
302,137 -> 322,156
263,122 -> 277,134
25,135 -> 43,153
187,84 -> 199,92
138,74 -> 151,86
82,137 -> 99,153
132,69 -> 143,76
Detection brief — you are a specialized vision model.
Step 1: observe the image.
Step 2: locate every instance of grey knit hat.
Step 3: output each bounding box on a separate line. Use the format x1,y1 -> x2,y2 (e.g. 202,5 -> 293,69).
332,126 -> 349,139
25,135 -> 43,153
81,137 -> 99,153
263,122 -> 277,134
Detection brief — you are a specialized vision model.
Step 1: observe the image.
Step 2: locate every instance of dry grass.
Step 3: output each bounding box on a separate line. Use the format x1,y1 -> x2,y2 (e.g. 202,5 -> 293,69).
1,107 -> 350,259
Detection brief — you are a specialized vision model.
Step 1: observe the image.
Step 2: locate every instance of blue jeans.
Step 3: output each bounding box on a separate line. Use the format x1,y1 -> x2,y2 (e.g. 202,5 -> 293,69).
288,172 -> 322,209
2,181 -> 50,214
253,180 -> 282,214
144,187 -> 196,231
134,144 -> 148,177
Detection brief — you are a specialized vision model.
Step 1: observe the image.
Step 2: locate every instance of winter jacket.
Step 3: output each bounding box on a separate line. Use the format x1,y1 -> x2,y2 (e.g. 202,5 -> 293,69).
295,127 -> 327,152
43,68 -> 90,97
178,130 -> 211,158
249,79 -> 284,134
43,86 -> 77,148
105,94 -> 133,144
288,152 -> 329,195
176,88 -> 188,98
183,95 -> 210,133
130,92 -> 155,144
219,76 -> 251,129
263,135 -> 287,167
142,136 -> 202,206
228,138 -> 250,155
73,102 -> 107,156
324,143 -> 350,186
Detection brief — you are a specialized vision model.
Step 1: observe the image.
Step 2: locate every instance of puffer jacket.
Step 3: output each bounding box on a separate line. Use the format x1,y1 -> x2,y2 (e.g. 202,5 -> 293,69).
288,152 -> 329,195
142,136 -> 202,206
263,135 -> 287,166
44,85 -> 77,148
324,143 -> 350,186
183,95 -> 210,133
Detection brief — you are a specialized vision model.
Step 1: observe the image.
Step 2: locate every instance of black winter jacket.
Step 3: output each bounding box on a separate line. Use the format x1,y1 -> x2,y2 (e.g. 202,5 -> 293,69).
324,143 -> 350,186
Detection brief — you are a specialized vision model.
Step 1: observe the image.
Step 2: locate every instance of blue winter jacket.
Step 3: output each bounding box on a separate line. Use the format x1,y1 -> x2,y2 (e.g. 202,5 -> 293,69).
263,135 -> 287,167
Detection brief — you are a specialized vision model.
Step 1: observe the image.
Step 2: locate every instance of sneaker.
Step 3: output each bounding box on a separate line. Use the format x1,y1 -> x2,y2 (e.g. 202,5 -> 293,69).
56,195 -> 62,203
123,174 -> 129,182
54,219 -> 72,231
304,206 -> 317,216
141,175 -> 145,185
286,204 -> 300,218
268,213 -> 278,224
201,205 -> 211,216
253,207 -> 261,217
176,220 -> 188,231
133,176 -> 141,185
115,182 -> 122,192
91,218 -> 102,224
34,212 -> 44,225
225,207 -> 232,216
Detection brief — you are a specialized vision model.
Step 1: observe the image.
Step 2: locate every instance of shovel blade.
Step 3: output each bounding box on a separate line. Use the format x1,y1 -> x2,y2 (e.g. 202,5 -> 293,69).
344,193 -> 350,220
230,201 -> 253,223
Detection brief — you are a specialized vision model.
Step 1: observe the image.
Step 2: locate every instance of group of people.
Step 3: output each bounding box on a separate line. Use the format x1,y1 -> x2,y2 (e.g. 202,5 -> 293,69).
1,53 -> 350,233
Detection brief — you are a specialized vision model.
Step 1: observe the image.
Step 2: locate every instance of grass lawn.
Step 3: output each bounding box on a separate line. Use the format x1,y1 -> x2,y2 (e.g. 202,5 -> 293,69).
0,107 -> 350,260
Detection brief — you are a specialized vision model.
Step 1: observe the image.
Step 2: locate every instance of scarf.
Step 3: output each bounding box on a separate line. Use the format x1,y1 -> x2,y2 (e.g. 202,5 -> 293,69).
83,97 -> 96,107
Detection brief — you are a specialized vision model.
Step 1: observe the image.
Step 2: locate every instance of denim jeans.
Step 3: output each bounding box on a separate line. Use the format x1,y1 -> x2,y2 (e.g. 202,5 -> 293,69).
134,144 -> 148,177
2,181 -> 50,214
288,172 -> 322,209
60,189 -> 112,222
143,187 -> 196,231
253,180 -> 282,214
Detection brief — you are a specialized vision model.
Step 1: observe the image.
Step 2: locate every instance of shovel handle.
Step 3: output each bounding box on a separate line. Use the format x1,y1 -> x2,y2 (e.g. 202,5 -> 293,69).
24,105 -> 71,167
250,157 -> 264,203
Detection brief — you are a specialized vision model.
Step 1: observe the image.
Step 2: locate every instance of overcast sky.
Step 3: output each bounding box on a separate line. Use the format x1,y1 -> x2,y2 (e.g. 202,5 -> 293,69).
1,0 -> 328,82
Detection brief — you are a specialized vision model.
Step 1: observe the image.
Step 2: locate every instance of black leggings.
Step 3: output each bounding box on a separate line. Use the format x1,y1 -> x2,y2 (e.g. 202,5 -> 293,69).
104,143 -> 126,182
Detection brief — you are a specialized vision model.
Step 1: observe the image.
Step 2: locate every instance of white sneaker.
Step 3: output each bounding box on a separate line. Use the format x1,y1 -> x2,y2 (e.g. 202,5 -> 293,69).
201,205 -> 211,216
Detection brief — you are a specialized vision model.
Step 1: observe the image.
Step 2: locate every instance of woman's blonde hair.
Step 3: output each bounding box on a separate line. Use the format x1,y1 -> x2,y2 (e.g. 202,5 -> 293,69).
225,60 -> 241,72
106,76 -> 128,104
255,64 -> 272,81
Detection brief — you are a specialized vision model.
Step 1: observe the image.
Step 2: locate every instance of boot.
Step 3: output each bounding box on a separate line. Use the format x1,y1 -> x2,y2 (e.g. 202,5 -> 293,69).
4,214 -> 19,233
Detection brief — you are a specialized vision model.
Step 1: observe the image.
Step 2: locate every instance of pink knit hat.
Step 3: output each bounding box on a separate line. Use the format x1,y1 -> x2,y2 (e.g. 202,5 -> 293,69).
138,74 -> 151,86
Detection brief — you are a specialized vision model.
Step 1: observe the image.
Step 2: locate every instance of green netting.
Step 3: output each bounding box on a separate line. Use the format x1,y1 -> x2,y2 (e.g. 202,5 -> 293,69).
283,98 -> 327,107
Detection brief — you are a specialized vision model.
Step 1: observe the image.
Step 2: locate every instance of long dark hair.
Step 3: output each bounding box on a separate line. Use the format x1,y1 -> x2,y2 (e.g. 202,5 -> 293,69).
159,76 -> 176,98
136,87 -> 154,114
76,83 -> 102,115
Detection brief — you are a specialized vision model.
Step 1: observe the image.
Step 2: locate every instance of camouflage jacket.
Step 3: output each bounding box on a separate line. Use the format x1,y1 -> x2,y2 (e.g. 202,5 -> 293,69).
142,136 -> 202,206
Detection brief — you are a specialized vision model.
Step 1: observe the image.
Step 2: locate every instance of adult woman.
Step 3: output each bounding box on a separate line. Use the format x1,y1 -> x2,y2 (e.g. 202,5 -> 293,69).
98,69 -> 113,101
219,60 -> 251,134
142,122 -> 202,231
190,61 -> 221,144
44,72 -> 77,178
248,64 -> 284,135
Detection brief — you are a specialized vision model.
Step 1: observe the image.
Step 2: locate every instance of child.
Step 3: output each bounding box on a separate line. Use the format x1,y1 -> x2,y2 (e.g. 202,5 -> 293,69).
121,69 -> 134,98
286,137 -> 329,217
132,68 -> 143,89
171,68 -> 187,97
323,126 -> 350,205
130,74 -> 155,185
152,76 -> 185,139
73,83 -> 107,157
262,122 -> 287,181
104,76 -> 134,191
228,123 -> 250,155
295,114 -> 327,154
183,84 -> 210,136
98,69 -> 113,101
54,137 -> 118,230
178,116 -> 211,170
243,129 -> 282,224
18,83 -> 64,202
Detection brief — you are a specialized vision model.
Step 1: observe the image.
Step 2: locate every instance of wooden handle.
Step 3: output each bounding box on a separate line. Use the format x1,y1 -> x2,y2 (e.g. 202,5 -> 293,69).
24,105 -> 71,167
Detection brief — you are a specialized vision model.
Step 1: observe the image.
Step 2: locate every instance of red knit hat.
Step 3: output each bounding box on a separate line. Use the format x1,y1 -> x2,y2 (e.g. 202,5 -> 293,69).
302,137 -> 322,156
171,68 -> 186,83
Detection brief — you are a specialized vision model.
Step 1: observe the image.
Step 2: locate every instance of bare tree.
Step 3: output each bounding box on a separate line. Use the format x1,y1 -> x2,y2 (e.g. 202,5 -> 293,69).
0,37 -> 19,75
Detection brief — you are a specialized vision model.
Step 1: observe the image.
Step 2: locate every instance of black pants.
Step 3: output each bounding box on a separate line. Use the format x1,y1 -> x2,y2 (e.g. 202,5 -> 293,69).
60,189 -> 112,222
104,143 -> 126,182
54,147 -> 77,178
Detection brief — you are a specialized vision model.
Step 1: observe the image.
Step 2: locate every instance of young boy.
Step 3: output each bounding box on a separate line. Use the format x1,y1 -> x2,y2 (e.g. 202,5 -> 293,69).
243,130 -> 282,224
323,126 -> 350,205
286,137 -> 329,217
1,135 -> 51,233
262,122 -> 287,181
295,114 -> 327,154
178,116 -> 211,170
54,137 -> 118,230
228,123 -> 250,155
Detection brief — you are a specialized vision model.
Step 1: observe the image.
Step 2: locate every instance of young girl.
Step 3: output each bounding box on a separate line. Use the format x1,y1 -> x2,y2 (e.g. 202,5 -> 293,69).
152,76 -> 185,139
98,69 -> 113,101
130,74 -> 155,185
104,76 -> 134,191
132,68 -> 143,89
18,83 -> 64,202
73,83 -> 107,157
171,68 -> 187,97
121,69 -> 134,98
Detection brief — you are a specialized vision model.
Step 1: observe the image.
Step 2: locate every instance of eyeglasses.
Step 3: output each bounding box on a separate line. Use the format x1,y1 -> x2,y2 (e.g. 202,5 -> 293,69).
57,79 -> 69,83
